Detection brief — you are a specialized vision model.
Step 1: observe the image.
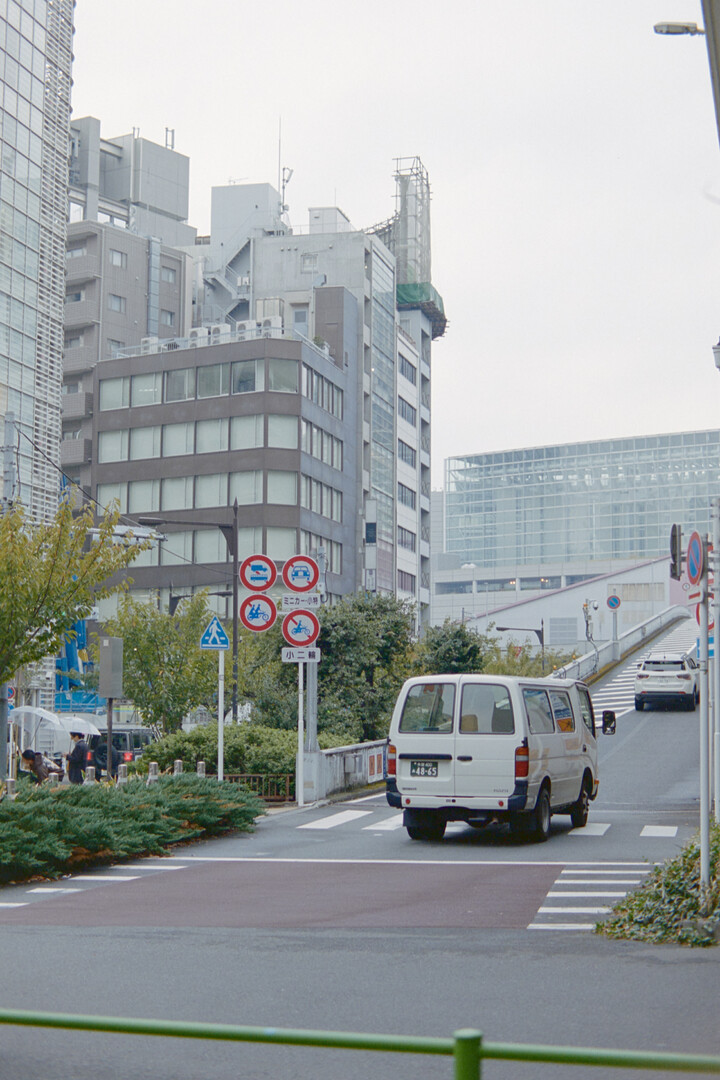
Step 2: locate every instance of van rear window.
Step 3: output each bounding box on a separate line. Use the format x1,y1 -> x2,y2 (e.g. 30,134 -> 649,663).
458,684 -> 514,734
399,684 -> 455,732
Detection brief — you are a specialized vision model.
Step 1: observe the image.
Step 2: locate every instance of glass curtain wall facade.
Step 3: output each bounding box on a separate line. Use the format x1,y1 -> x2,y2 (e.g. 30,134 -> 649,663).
445,431 -> 720,569
0,0 -> 72,519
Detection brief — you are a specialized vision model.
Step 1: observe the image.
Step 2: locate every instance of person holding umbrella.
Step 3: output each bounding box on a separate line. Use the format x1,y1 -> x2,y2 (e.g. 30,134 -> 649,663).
66,731 -> 87,784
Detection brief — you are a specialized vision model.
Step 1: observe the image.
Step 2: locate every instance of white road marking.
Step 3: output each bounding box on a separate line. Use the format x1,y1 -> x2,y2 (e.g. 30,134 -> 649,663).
116,863 -> 186,870
0,902 -> 28,908
27,887 -> 82,894
539,906 -> 610,914
547,890 -> 628,898
69,875 -> 141,882
641,825 -> 678,837
363,815 -> 404,831
551,879 -> 642,885
298,810 -> 373,829
569,823 -> 611,835
560,868 -> 651,875
528,923 -> 596,931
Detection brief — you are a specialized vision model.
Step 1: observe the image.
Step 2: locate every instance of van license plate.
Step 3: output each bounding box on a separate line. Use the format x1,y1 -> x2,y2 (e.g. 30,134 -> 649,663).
410,760 -> 438,777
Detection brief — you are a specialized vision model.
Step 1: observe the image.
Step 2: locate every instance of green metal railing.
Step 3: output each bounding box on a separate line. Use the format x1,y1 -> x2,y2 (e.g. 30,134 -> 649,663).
1,1008 -> 719,1079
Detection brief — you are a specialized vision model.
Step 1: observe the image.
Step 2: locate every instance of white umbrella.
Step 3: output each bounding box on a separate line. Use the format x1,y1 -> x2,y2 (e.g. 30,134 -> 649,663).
57,715 -> 101,737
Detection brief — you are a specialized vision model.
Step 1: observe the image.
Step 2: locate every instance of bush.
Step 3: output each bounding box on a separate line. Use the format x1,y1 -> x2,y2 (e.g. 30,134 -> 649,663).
0,774 -> 264,885
597,821 -> 720,946
136,723 -> 347,779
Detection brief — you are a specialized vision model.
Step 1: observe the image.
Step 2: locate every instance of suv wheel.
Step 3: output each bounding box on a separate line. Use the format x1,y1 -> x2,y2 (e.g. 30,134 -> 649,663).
634,698 -> 644,712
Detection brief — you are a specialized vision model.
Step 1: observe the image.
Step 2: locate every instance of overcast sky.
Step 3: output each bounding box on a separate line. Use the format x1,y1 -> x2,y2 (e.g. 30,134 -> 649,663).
71,1 -> 720,487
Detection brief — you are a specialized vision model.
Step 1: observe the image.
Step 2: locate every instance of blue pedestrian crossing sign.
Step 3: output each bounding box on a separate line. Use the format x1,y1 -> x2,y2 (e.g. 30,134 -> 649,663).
200,616 -> 230,650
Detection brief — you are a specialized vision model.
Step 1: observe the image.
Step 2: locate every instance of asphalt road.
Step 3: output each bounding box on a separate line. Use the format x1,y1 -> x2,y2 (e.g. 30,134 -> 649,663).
1,628 -> 717,1080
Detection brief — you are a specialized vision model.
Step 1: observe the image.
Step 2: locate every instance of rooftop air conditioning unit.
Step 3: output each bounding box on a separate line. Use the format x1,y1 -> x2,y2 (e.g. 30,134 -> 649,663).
236,320 -> 258,340
140,337 -> 159,354
161,340 -> 181,352
210,323 -> 231,339
189,327 -> 210,347
261,316 -> 283,338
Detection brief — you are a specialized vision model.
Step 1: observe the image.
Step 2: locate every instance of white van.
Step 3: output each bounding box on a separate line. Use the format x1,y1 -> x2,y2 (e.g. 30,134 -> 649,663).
386,675 -> 616,842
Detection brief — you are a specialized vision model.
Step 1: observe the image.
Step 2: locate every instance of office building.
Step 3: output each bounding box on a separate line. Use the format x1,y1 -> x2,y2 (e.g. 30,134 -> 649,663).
1,0 -> 74,520
433,430 -> 720,625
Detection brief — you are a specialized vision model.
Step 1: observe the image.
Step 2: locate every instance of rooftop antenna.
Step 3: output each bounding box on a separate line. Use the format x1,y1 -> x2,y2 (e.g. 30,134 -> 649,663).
165,127 -> 175,150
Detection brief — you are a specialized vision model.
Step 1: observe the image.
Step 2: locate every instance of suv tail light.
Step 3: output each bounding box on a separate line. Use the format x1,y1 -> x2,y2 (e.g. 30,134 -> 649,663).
387,742 -> 396,776
85,750 -> 93,762
677,674 -> 691,680
637,673 -> 649,679
515,743 -> 529,779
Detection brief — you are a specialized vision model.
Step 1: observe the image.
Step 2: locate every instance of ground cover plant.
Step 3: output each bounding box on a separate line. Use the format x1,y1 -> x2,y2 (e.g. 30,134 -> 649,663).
0,775 -> 264,885
597,821 -> 720,946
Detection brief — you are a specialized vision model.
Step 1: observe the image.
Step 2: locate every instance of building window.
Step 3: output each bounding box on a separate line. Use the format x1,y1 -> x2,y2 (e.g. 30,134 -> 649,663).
195,530 -> 227,563
301,253 -> 318,273
230,470 -> 263,505
128,478 -> 160,513
268,357 -> 298,393
65,289 -> 84,303
232,359 -> 263,394
196,418 -> 229,454
161,476 -> 194,511
160,309 -> 175,327
66,245 -> 86,259
398,439 -> 416,468
195,473 -> 228,509
97,481 -> 127,514
267,414 -> 298,449
161,266 -> 177,283
230,414 -> 263,450
162,422 -> 194,456
108,293 -> 126,313
109,249 -> 127,268
398,526 -> 416,552
160,531 -> 193,565
400,355 -> 417,385
97,429 -> 129,463
398,570 -> 416,593
267,470 -> 297,505
129,426 -> 161,460
107,339 -> 125,355
398,397 -> 417,426
266,527 -> 297,560
99,376 -> 129,411
131,372 -> 162,407
197,362 -> 229,399
398,482 -> 416,509
64,334 -> 83,349
164,367 -> 194,402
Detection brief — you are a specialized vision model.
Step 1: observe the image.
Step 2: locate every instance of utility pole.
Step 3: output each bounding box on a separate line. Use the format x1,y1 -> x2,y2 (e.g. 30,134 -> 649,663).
0,413 -> 16,782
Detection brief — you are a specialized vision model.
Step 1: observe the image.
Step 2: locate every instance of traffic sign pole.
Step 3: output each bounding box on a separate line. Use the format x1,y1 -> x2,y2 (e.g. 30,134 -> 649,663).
218,649 -> 224,783
297,661 -> 304,808
713,500 -> 720,823
698,534 -> 710,909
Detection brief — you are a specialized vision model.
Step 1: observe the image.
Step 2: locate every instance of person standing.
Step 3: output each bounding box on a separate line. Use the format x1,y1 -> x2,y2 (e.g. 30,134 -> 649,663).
66,731 -> 87,784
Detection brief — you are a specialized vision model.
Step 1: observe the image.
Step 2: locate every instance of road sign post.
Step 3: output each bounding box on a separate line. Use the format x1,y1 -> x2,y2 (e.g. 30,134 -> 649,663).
200,616 -> 230,782
695,534 -> 711,909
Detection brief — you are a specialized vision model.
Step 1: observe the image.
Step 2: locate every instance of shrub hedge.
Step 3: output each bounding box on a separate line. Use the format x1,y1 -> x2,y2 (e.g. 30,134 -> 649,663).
597,821 -> 720,946
0,774 -> 264,885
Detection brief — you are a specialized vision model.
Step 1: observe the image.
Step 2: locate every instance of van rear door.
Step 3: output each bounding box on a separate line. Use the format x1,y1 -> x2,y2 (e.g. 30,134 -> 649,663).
453,681 -> 517,799
394,681 -> 456,797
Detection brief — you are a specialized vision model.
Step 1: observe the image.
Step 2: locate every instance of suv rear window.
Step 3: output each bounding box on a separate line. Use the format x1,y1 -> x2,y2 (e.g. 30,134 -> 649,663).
399,684 -> 455,733
643,660 -> 686,671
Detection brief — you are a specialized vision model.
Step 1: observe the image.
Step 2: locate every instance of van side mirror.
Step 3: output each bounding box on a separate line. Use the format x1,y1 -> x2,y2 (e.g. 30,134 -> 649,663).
602,710 -> 616,735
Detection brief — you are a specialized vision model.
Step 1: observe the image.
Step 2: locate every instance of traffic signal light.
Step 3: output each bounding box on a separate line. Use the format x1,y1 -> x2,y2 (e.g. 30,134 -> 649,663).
669,523 -> 683,580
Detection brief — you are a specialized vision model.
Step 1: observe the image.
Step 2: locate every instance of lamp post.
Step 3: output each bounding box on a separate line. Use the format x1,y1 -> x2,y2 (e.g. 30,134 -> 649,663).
138,499 -> 240,721
496,620 -> 545,672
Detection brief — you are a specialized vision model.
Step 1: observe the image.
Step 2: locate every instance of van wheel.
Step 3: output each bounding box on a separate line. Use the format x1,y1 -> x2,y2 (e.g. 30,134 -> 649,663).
528,787 -> 551,842
569,779 -> 590,829
405,812 -> 446,842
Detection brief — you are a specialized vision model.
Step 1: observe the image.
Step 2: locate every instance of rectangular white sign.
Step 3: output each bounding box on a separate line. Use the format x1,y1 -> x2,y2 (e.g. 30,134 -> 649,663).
281,593 -> 321,609
281,647 -> 321,663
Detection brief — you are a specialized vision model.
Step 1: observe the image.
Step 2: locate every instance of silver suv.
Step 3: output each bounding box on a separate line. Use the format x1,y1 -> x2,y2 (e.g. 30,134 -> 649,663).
634,651 -> 699,712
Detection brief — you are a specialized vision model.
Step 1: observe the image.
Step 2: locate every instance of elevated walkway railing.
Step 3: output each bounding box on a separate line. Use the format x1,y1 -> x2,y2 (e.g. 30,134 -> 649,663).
0,1009 -> 718,1078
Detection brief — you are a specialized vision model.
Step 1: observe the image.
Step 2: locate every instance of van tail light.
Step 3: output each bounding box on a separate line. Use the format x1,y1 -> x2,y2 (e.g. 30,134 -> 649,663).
387,743 -> 397,776
123,751 -> 133,762
515,742 -> 529,779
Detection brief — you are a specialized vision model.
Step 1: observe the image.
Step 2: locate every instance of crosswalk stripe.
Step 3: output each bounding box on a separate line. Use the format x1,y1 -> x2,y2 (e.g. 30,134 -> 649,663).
528,923 -> 596,931
568,823 -> 610,835
363,815 -> 404,831
640,825 -> 678,837
70,875 -> 141,882
547,890 -> 628,897
298,810 -> 373,830
539,906 -> 610,914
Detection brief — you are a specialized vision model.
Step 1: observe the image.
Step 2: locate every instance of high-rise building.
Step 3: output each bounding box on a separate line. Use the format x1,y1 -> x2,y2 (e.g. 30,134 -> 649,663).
1,0 -> 74,520
61,119 -> 195,497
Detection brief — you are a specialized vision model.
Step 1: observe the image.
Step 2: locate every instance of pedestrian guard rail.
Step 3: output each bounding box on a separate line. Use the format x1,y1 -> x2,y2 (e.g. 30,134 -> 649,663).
551,604 -> 691,682
0,1008 -> 719,1079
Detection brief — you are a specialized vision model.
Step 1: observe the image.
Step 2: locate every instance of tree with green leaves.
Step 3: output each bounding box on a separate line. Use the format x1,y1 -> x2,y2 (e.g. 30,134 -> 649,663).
99,593 -> 221,733
0,500 -> 148,687
315,593 -> 416,741
413,619 -> 494,675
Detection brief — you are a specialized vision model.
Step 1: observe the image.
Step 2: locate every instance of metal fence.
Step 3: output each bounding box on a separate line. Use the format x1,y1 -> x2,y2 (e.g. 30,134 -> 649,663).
224,773 -> 293,802
0,1009 -> 718,1079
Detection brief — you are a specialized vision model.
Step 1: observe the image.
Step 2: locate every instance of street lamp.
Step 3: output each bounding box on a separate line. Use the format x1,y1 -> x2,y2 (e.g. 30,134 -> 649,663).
138,499 -> 240,721
496,620 -> 545,672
